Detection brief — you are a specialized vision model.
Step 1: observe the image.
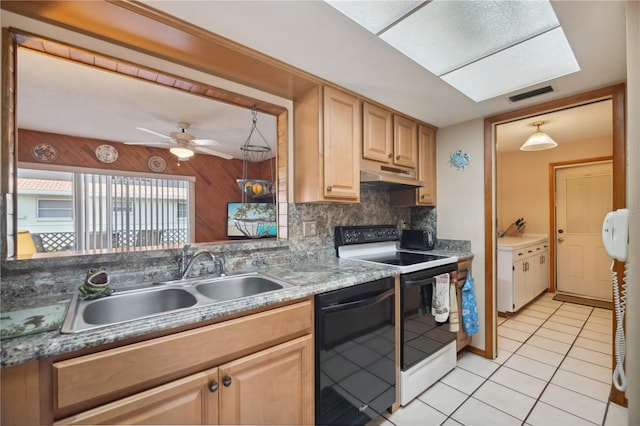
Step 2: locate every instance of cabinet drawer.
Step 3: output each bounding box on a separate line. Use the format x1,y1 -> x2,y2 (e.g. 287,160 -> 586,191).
53,300 -> 312,414
511,241 -> 549,261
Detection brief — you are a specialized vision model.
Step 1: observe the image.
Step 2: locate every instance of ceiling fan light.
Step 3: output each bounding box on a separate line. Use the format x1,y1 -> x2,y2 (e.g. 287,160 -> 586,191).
170,146 -> 195,159
520,123 -> 558,151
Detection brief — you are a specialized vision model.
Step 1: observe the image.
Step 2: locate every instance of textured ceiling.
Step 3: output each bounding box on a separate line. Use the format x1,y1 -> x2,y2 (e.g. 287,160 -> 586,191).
16,1 -> 623,156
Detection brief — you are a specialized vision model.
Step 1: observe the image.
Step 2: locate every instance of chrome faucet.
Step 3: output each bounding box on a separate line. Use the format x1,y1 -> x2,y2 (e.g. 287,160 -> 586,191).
215,254 -> 227,277
179,244 -> 226,279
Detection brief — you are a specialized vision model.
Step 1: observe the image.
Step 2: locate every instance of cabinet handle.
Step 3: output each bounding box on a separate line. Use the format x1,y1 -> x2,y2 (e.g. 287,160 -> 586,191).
420,194 -> 425,199
396,155 -> 400,160
208,381 -> 219,393
388,153 -> 393,158
223,376 -> 232,387
326,186 -> 332,192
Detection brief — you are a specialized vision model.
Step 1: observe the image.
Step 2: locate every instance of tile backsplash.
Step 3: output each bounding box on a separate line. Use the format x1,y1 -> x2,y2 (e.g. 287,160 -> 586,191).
1,188 -> 462,309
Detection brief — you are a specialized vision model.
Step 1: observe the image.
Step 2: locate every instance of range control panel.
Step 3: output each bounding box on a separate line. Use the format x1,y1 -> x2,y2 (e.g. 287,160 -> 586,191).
335,225 -> 399,247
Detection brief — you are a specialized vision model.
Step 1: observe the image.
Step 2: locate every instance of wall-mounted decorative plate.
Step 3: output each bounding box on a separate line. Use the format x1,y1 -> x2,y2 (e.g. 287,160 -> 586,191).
31,143 -> 58,162
147,155 -> 167,173
95,144 -> 118,163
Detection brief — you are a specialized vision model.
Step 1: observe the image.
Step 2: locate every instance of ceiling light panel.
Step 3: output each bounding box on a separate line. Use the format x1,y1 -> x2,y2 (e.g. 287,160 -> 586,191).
325,0 -> 425,34
440,27 -> 580,102
379,0 -> 560,76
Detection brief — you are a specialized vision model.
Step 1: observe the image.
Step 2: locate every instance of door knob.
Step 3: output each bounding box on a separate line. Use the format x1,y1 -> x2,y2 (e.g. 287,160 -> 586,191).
558,237 -> 564,243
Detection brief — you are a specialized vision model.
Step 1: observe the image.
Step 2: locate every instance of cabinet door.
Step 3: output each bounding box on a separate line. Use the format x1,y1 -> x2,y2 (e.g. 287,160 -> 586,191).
417,125 -> 437,205
219,335 -> 314,426
513,259 -> 528,311
362,102 -> 393,163
323,86 -> 361,200
393,115 -> 417,168
537,250 -> 550,295
56,368 -> 219,425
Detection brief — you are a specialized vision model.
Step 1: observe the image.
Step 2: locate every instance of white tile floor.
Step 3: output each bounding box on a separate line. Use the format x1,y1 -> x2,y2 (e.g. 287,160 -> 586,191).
372,292 -> 629,426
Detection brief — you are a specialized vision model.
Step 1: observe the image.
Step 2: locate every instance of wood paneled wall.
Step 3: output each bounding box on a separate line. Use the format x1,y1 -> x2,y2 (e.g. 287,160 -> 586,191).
18,129 -> 273,242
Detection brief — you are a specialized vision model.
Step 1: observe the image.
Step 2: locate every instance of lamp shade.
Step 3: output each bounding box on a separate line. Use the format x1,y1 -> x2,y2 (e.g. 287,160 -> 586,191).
520,122 -> 558,151
170,146 -> 195,160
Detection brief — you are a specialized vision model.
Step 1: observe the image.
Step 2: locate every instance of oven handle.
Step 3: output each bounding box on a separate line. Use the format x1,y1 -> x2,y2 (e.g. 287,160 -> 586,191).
320,288 -> 394,315
403,276 -> 441,288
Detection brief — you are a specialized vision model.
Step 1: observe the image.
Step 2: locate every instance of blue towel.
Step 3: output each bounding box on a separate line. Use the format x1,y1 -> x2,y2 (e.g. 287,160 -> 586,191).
461,272 -> 479,335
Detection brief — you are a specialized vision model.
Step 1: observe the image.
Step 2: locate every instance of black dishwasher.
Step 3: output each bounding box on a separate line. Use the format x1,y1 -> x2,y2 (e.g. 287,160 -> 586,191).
315,277 -> 396,425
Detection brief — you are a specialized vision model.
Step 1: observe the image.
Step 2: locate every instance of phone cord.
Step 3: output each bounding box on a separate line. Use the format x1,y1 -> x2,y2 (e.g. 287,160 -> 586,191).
611,259 -> 628,392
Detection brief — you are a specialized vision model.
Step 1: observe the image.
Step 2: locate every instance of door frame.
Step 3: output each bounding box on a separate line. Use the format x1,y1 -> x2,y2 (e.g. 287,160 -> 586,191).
484,83 -> 626,404
548,156 -> 613,294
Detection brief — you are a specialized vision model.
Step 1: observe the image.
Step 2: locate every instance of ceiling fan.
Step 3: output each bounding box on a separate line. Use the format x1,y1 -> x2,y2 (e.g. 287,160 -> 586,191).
126,122 -> 233,160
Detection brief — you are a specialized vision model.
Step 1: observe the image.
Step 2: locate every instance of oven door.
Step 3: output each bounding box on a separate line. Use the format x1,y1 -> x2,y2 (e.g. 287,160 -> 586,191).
315,277 -> 396,426
401,264 -> 457,371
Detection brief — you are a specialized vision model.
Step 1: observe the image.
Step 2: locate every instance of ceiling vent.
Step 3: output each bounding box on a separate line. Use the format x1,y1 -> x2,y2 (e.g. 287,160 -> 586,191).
508,85 -> 554,102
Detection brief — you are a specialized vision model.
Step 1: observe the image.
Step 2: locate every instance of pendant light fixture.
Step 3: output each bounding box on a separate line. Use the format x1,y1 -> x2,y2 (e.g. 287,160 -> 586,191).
520,121 -> 558,151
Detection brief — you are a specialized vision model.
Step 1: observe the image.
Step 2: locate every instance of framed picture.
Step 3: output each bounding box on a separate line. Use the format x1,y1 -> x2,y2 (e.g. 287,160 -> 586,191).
227,203 -> 276,238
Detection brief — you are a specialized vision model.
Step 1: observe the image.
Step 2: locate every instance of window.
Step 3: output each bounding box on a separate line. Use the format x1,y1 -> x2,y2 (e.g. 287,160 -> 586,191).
113,201 -> 133,213
18,167 -> 193,252
178,202 -> 188,218
36,198 -> 73,219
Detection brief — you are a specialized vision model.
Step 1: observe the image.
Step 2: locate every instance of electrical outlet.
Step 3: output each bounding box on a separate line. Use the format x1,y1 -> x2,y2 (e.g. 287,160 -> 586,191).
303,220 -> 317,237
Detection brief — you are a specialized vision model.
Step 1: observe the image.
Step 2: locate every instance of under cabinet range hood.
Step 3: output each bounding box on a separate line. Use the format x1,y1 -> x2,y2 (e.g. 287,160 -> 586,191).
360,166 -> 425,191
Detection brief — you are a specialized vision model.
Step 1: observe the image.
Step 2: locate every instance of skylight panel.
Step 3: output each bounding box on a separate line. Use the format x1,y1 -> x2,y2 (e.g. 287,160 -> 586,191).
379,0 -> 560,76
324,0 -> 580,102
440,27 -> 580,102
325,0 -> 425,34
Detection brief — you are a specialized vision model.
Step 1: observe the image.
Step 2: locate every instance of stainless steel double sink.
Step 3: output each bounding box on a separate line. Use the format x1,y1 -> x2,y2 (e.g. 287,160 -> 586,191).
60,273 -> 292,333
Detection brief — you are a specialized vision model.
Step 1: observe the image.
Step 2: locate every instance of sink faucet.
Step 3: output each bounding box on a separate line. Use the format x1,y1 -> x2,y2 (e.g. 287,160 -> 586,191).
215,255 -> 227,277
179,244 -> 226,279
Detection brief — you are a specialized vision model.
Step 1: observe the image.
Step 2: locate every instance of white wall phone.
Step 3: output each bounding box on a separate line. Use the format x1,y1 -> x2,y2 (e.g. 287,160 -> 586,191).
602,208 -> 630,392
603,209 -> 630,261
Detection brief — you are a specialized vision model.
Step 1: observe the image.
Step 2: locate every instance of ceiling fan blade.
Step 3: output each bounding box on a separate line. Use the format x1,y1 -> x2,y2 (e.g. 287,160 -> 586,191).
192,138 -> 221,146
123,141 -> 174,146
195,146 -> 233,160
136,127 -> 173,140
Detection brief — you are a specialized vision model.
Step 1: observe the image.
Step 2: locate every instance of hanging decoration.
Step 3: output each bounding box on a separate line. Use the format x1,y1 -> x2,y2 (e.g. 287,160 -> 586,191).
234,106 -> 276,238
449,150 -> 470,170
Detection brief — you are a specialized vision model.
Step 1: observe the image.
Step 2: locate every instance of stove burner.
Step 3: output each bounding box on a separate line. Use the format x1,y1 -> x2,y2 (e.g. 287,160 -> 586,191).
353,252 -> 449,267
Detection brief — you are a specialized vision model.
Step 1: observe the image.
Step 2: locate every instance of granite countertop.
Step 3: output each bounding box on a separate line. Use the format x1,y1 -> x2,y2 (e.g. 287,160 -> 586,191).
0,258 -> 398,367
1,249 -> 474,367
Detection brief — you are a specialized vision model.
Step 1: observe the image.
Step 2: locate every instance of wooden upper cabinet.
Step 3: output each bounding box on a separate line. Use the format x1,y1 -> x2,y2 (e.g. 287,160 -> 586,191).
389,124 -> 437,207
294,86 -> 361,203
393,115 -> 418,169
417,125 -> 437,205
362,102 -> 393,163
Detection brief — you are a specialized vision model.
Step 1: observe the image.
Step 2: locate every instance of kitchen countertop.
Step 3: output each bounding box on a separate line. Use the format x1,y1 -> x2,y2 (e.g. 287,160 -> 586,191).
497,234 -> 548,250
0,250 -> 474,367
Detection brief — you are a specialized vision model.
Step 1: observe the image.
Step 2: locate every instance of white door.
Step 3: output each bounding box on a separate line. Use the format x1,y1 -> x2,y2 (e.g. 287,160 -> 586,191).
555,162 -> 612,300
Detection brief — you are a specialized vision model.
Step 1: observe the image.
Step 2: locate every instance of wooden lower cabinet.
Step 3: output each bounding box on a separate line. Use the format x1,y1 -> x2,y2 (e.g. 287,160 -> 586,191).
56,368 -> 220,425
55,335 -> 313,425
13,299 -> 316,426
56,335 -> 313,425
219,335 -> 313,425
